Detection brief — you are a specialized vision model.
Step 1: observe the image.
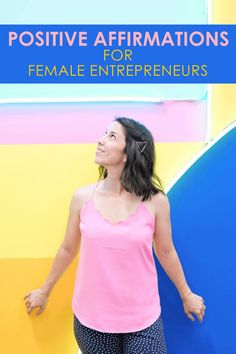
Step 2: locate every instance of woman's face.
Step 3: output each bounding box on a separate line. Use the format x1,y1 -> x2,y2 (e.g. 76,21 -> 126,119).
94,121 -> 127,167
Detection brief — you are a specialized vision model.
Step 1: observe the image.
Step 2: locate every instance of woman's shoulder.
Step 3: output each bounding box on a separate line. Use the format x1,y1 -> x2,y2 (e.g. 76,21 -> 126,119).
72,182 -> 98,206
149,191 -> 170,216
141,191 -> 168,220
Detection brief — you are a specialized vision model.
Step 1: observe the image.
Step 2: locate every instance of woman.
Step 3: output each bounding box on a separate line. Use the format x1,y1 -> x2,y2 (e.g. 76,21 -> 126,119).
24,117 -> 206,353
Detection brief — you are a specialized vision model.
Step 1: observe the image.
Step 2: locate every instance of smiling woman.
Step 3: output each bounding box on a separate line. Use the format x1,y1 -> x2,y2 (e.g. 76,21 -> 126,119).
96,118 -> 164,201
24,117 -> 205,354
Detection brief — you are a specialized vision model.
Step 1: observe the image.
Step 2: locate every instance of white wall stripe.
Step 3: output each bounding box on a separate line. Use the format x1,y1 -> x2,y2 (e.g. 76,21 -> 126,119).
166,120 -> 236,193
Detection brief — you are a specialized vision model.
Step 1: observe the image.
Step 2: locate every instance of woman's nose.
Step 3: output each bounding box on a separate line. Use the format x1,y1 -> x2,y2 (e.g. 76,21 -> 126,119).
97,133 -> 106,145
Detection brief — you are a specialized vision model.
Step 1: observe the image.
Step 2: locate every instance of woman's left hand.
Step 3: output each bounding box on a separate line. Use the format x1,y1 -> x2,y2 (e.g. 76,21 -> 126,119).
182,292 -> 206,323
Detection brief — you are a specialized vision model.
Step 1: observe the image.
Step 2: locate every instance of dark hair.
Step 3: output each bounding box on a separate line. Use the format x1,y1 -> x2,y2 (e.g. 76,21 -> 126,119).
98,117 -> 165,201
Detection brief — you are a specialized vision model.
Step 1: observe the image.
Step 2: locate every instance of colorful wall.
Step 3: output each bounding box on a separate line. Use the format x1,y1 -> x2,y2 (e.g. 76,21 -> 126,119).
0,1 -> 235,353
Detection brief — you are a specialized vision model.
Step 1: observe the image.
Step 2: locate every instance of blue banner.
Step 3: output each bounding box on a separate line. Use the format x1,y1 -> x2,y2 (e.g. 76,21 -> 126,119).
0,24 -> 235,83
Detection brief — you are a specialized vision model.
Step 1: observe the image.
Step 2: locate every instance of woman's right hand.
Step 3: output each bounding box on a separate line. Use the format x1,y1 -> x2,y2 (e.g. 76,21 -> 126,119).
23,288 -> 49,316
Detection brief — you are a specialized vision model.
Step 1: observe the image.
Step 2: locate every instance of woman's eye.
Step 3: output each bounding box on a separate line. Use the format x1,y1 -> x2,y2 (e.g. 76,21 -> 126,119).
103,131 -> 116,139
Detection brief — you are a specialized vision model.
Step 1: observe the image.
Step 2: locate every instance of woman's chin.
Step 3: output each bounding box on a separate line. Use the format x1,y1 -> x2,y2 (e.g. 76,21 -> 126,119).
94,156 -> 104,165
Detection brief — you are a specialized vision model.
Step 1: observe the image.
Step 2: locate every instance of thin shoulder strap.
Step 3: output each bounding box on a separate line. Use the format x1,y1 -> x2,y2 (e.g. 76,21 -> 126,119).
89,181 -> 100,202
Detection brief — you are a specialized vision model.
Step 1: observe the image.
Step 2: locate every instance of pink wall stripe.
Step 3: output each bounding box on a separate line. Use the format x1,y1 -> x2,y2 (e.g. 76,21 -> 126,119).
0,101 -> 207,144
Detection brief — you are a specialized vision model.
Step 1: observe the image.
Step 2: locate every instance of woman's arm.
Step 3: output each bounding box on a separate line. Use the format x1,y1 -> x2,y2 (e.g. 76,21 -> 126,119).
153,193 -> 206,323
40,190 -> 82,296
24,189 -> 82,315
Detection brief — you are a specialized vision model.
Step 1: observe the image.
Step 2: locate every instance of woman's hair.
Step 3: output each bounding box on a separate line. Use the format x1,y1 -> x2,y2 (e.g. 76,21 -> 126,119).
98,117 -> 165,201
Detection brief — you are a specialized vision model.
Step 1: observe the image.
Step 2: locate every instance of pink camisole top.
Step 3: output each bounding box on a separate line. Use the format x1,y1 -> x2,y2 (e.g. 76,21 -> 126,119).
72,185 -> 161,333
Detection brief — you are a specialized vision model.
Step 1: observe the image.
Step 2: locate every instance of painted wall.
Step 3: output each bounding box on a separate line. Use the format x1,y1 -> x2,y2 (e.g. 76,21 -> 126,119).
0,1 -> 235,354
